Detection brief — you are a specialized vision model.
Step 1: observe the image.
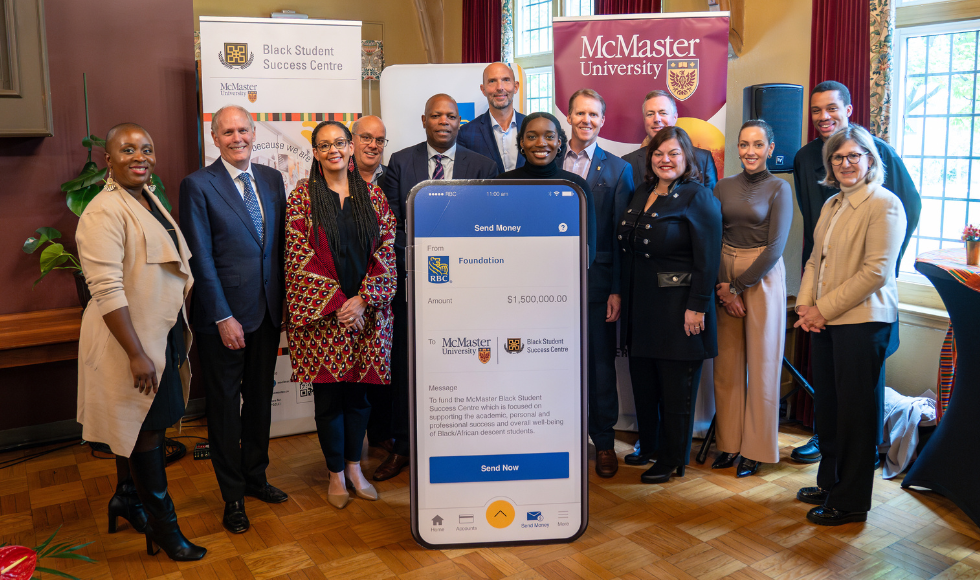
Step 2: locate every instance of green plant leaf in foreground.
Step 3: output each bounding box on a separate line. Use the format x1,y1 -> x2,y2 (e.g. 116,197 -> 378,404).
22,227 -> 61,254
66,183 -> 104,217
39,243 -> 71,273
60,162 -> 105,193
150,174 -> 171,211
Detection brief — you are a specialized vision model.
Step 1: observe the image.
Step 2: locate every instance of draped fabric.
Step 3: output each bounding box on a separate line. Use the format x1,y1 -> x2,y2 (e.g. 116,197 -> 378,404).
501,0 -> 514,63
870,0 -> 895,140
463,0 -> 502,64
595,0 -> 660,14
808,0 -> 871,142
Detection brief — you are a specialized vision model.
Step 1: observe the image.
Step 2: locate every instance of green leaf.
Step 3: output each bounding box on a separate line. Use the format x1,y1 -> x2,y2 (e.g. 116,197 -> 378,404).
33,526 -> 60,552
32,269 -> 52,288
46,552 -> 96,564
88,135 -> 106,148
81,137 -> 92,149
35,227 -> 62,241
150,174 -> 171,211
66,183 -> 103,217
23,236 -> 41,254
60,163 -> 105,193
39,243 -> 70,273
32,566 -> 82,580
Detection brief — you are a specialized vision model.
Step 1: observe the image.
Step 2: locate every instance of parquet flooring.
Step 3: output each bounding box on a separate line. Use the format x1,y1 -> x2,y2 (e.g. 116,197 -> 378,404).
2,423 -> 978,580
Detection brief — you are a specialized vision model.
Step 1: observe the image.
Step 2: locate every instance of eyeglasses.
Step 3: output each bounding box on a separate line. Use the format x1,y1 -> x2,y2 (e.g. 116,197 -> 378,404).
314,139 -> 349,152
651,151 -> 683,161
831,152 -> 868,166
356,134 -> 388,147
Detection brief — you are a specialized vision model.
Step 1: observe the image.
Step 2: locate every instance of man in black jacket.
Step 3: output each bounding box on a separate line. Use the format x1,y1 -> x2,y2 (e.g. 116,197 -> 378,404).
622,90 -> 718,191
790,80 -> 921,463
374,94 -> 498,481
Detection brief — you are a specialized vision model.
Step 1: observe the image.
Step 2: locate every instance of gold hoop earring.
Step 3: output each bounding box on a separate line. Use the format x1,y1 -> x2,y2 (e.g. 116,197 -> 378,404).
105,168 -> 117,191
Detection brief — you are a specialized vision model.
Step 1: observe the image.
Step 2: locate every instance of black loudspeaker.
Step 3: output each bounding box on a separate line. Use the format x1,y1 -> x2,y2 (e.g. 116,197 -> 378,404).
742,84 -> 804,173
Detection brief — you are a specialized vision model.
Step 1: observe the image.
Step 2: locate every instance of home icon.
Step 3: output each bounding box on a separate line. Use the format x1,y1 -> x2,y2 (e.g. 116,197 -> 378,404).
432,515 -> 444,525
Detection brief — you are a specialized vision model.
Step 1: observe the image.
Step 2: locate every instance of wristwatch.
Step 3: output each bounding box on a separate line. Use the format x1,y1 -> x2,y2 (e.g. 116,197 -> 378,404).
729,285 -> 739,296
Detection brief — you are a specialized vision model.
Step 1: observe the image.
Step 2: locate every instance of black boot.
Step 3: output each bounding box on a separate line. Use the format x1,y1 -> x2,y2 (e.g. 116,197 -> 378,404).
108,455 -> 147,534
129,446 -> 206,562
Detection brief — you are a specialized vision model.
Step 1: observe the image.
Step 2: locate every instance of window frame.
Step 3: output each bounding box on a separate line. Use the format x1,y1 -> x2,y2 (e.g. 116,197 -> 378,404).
890,15 -> 980,309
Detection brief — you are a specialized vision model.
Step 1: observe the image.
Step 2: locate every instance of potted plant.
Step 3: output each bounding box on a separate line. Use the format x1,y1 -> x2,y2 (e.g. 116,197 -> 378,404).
963,224 -> 980,266
22,74 -> 170,308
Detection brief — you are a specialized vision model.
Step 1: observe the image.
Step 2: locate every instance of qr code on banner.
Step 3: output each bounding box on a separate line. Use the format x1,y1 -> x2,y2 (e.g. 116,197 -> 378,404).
299,383 -> 314,399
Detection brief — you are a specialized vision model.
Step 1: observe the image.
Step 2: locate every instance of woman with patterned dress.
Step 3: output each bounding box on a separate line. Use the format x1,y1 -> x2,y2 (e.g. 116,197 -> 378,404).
285,121 -> 397,509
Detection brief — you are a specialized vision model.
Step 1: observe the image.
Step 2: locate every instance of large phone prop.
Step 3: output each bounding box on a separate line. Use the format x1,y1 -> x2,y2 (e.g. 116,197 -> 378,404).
407,180 -> 588,549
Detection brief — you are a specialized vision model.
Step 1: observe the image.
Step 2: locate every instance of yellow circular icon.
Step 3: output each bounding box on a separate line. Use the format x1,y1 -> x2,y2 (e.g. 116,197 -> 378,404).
486,500 -> 515,528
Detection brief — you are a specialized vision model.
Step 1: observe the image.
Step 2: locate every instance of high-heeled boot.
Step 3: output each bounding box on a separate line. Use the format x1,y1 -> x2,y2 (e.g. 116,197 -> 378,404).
129,446 -> 206,562
108,455 -> 147,533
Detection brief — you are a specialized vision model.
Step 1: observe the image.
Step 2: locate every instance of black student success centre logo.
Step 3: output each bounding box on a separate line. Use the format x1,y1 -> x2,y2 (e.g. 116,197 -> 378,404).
428,256 -> 450,283
506,338 -> 524,354
219,42 -> 255,69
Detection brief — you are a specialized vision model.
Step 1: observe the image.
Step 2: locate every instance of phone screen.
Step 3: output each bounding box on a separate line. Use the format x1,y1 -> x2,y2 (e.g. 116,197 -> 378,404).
407,180 -> 587,548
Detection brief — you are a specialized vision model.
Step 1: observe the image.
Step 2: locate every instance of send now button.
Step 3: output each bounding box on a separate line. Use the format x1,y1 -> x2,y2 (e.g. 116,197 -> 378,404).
430,452 -> 569,483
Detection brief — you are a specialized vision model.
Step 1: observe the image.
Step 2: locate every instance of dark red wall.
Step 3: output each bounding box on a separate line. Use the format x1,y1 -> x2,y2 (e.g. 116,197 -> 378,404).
0,0 -> 200,431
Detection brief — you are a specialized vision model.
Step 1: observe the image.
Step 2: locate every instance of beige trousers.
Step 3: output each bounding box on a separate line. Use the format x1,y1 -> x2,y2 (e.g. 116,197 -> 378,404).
713,245 -> 786,463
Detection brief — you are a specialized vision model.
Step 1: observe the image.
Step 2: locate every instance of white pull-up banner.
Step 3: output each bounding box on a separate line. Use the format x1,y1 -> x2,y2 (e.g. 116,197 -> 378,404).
199,15 -> 362,437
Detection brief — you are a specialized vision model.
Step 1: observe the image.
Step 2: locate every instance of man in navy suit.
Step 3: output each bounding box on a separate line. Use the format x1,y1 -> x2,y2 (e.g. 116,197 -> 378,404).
374,94 -> 499,481
563,89 -> 634,478
457,62 -> 526,174
622,90 -> 718,191
179,105 -> 288,535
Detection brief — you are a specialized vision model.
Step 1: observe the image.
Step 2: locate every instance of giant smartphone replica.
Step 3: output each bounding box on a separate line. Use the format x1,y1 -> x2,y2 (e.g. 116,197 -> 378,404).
407,180 -> 588,549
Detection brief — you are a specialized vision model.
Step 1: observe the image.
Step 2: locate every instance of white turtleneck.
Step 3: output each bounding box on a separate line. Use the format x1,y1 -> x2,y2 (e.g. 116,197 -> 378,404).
816,181 -> 868,299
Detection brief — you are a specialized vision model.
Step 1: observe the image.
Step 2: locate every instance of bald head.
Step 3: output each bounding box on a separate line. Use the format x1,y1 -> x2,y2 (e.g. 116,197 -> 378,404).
106,122 -> 148,147
352,115 -> 387,177
481,63 -> 519,113
422,94 -> 461,152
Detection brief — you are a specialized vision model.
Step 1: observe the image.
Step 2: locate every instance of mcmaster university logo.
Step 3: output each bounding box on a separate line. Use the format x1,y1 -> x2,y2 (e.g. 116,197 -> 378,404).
219,42 -> 254,69
428,256 -> 449,283
666,59 -> 699,101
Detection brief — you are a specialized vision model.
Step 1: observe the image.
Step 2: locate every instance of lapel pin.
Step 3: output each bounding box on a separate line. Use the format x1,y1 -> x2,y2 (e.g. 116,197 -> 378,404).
673,193 -> 679,198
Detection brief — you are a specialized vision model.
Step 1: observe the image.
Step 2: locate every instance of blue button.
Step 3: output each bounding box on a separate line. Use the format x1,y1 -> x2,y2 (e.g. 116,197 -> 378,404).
429,452 -> 569,483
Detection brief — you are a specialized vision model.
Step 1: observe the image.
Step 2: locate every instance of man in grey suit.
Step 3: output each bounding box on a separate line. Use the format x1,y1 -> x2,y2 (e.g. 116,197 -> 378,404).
179,105 -> 288,535
563,89 -> 634,478
457,62 -> 526,174
622,90 -> 718,191
374,94 -> 498,481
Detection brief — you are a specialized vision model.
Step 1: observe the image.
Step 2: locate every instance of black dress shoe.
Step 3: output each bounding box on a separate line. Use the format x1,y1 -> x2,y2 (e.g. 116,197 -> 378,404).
373,453 -> 409,481
595,449 -> 619,478
791,434 -> 821,463
245,483 -> 289,504
223,499 -> 250,534
624,449 -> 656,466
806,505 -> 867,526
736,458 -> 761,478
796,486 -> 829,505
711,452 -> 739,469
640,462 -> 685,484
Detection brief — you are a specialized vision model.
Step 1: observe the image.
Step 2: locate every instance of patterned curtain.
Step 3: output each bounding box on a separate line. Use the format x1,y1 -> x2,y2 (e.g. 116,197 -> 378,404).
870,0 -> 895,140
502,0 -> 514,63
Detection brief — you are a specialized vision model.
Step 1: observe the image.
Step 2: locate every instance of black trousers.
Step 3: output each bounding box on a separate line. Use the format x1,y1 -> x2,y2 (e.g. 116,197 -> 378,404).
811,322 -> 891,513
628,356 -> 703,466
197,312 -> 279,503
389,280 -> 411,456
365,384 -> 393,445
313,382 -> 371,472
588,301 -> 619,450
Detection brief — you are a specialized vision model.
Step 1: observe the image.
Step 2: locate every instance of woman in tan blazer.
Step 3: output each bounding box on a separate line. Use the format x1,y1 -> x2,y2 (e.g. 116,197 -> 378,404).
76,124 -> 204,561
793,125 -> 905,527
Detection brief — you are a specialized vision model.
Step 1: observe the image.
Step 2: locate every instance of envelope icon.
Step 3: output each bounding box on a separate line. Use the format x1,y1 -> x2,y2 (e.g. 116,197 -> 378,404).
527,511 -> 543,521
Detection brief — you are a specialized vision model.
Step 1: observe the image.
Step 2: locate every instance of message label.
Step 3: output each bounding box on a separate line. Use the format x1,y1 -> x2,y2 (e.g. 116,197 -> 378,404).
408,181 -> 588,548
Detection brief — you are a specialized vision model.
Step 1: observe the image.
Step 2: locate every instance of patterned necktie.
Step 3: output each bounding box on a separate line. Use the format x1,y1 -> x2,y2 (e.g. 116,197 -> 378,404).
238,173 -> 265,244
432,154 -> 445,180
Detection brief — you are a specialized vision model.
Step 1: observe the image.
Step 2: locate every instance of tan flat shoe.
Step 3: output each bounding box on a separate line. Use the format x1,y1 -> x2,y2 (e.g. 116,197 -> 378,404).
327,490 -> 350,509
347,479 -> 379,501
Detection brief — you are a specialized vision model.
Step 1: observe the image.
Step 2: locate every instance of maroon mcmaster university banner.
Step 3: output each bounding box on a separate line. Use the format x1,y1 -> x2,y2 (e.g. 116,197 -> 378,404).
553,13 -> 730,171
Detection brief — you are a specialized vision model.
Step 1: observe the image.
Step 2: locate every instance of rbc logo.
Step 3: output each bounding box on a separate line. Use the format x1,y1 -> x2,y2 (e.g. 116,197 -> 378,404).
428,256 -> 450,283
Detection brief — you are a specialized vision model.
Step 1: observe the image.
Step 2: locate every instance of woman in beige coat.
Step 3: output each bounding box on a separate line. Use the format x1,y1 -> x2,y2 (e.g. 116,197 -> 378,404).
793,125 -> 905,526
76,123 -> 204,561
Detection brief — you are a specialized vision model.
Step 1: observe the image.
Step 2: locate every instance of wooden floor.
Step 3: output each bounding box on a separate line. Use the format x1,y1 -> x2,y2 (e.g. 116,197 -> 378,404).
2,422 -> 979,580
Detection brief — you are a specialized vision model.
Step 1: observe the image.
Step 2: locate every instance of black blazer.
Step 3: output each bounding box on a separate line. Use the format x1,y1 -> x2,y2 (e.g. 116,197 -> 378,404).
382,141 -> 499,270
623,145 -> 719,192
457,110 -> 527,174
179,159 -> 287,334
579,146 -> 634,302
618,180 -> 722,360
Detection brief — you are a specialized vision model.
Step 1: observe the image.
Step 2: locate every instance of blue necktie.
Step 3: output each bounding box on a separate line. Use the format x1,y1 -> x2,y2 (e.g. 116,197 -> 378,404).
432,154 -> 445,180
238,173 -> 265,244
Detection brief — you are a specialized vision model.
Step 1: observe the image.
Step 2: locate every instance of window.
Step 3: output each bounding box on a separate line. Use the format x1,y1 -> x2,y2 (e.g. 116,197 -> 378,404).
513,0 -> 594,114
892,20 -> 980,279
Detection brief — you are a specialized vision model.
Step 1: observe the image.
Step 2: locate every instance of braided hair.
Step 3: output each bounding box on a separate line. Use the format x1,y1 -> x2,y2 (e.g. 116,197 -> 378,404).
307,120 -> 380,256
